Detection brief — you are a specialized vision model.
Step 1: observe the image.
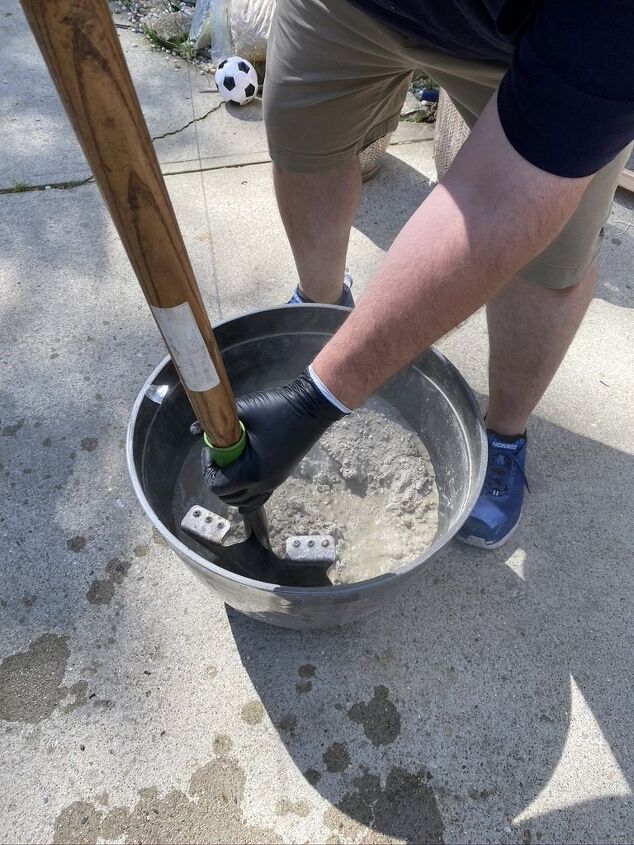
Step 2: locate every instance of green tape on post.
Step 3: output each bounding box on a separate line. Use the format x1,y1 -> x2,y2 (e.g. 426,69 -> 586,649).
203,421 -> 246,467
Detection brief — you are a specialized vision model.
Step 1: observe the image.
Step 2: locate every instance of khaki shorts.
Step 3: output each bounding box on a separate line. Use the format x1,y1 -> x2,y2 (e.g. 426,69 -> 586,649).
263,0 -> 632,288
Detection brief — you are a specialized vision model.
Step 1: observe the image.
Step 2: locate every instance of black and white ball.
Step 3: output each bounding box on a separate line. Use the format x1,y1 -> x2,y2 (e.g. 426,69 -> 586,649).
215,56 -> 259,106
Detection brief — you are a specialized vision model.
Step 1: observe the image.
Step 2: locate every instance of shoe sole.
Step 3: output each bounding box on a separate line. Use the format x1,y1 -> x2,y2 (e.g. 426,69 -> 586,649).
455,513 -> 521,550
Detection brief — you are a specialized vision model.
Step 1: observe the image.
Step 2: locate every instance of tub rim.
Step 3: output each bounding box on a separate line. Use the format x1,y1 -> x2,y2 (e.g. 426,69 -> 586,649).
126,304 -> 487,599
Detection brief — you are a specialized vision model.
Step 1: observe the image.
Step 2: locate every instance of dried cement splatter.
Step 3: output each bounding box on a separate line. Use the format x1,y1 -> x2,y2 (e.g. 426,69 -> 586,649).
348,685 -> 401,747
86,558 -> 132,605
323,742 -> 351,772
325,767 -> 444,844
0,634 -> 69,723
275,798 -> 309,818
53,758 -> 281,844
240,700 -> 264,725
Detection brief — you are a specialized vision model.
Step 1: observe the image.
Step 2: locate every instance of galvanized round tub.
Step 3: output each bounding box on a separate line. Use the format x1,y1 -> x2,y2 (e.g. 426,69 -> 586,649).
127,305 -> 486,628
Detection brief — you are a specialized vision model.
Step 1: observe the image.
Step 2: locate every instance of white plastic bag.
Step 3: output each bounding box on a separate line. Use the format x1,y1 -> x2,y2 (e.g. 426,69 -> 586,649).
190,0 -> 213,51
190,0 -> 232,61
230,0 -> 275,62
210,0 -> 233,62
190,0 -> 274,62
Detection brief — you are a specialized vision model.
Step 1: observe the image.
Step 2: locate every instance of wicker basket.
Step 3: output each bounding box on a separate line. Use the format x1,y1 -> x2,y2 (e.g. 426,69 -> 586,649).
358,89 -> 470,182
359,133 -> 393,181
433,89 -> 470,179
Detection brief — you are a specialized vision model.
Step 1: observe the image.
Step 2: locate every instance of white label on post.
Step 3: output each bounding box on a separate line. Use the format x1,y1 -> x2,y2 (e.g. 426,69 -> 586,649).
151,302 -> 220,392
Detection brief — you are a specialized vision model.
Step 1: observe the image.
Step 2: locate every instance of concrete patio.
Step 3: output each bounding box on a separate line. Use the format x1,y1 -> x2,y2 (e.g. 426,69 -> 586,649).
1,5 -> 633,843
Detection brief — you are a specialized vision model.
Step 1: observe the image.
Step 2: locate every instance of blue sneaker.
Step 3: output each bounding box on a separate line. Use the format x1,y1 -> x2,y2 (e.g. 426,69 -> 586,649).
287,272 -> 354,307
457,430 -> 529,549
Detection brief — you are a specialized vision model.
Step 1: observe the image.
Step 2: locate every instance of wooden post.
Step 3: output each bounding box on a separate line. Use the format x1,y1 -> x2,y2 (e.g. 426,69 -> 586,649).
21,0 -> 241,447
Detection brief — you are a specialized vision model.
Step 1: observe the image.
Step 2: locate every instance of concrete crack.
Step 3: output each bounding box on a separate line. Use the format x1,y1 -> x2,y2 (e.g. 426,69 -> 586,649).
0,176 -> 93,195
151,101 -> 224,142
0,137 -> 433,195
0,103 -> 226,193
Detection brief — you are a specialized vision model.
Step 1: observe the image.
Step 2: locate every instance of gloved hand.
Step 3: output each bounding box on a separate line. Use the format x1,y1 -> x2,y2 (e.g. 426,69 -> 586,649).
201,370 -> 345,511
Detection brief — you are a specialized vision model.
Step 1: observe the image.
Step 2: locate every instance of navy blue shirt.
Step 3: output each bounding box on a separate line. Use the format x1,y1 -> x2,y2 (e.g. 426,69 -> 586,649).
348,0 -> 634,177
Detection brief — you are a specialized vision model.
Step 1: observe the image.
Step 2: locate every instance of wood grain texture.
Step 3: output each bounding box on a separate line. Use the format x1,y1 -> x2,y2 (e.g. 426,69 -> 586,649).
20,0 -> 241,446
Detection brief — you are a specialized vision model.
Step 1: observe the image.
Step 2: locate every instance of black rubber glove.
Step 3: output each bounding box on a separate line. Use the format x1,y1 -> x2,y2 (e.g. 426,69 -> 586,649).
201,370 -> 345,511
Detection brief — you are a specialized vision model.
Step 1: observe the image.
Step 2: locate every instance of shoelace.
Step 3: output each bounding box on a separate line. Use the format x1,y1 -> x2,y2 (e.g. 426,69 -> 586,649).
483,449 -> 530,497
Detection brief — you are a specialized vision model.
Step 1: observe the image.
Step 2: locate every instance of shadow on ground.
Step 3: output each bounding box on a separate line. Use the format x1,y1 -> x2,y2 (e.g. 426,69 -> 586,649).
227,414 -> 633,843
355,151 -> 434,252
0,182 -> 169,635
223,98 -> 264,123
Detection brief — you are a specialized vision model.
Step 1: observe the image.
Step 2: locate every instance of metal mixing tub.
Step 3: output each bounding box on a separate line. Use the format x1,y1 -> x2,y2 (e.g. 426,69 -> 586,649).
127,305 -> 486,629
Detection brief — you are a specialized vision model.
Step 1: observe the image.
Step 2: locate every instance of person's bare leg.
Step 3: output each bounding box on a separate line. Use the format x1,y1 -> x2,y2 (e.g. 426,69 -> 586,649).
485,261 -> 597,435
273,160 -> 362,304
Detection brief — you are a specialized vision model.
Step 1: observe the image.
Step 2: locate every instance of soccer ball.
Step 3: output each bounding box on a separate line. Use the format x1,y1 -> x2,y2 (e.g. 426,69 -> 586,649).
215,56 -> 259,106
